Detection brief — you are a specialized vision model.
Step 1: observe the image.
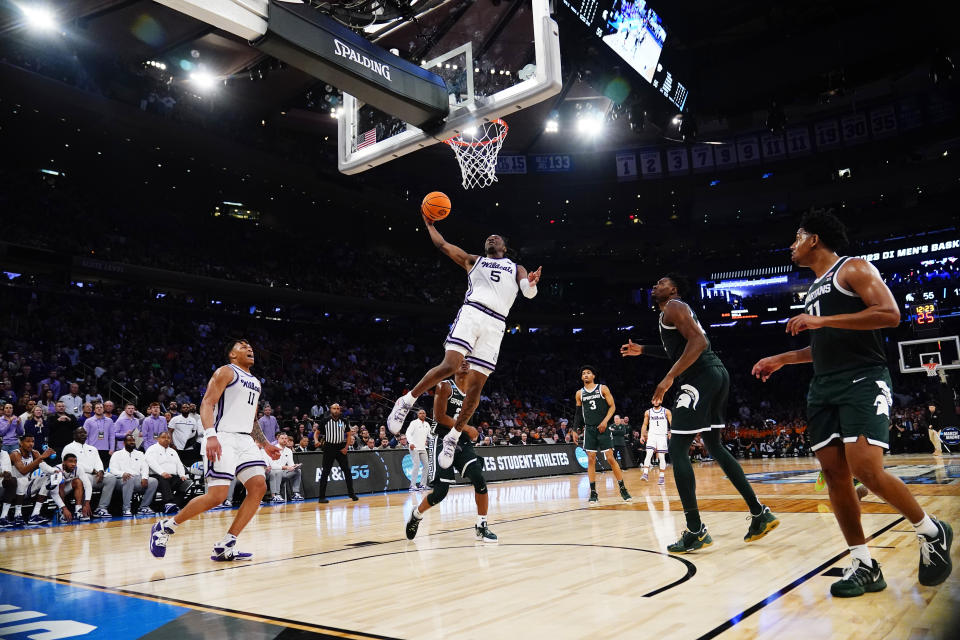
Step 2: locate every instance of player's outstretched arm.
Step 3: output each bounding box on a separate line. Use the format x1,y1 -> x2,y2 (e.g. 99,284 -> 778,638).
751,347 -> 812,382
422,214 -> 476,271
620,340 -> 668,358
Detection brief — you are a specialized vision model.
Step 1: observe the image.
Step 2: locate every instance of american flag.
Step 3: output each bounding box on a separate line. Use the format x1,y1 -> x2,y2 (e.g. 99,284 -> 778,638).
356,128 -> 377,150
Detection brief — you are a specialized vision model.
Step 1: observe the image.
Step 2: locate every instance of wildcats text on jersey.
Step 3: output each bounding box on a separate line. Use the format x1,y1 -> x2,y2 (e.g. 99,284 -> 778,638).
478,259 -> 514,275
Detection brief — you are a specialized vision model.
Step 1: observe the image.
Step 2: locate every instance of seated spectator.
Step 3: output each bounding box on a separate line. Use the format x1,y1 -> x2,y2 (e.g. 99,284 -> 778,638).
110,434 -> 158,516
23,405 -> 49,451
40,370 -> 61,400
360,437 -> 375,451
63,426 -> 117,520
140,402 -> 166,451
48,452 -> 92,523
479,437 -> 493,446
59,383 -> 83,418
378,438 -> 393,450
145,431 -> 191,514
112,403 -> 140,452
40,388 -> 56,414
1,434 -> 57,526
0,403 -> 23,453
84,402 -> 115,468
85,388 -> 103,405
48,401 -> 77,452
266,434 -> 303,503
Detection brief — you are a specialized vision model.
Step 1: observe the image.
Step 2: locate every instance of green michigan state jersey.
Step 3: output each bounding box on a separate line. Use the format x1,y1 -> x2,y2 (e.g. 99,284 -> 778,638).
580,384 -> 609,426
658,300 -> 723,379
436,379 -> 468,440
804,257 -> 886,375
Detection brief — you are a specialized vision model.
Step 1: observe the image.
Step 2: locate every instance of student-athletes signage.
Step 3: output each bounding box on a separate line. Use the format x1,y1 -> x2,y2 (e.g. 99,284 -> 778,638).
295,444 -> 589,498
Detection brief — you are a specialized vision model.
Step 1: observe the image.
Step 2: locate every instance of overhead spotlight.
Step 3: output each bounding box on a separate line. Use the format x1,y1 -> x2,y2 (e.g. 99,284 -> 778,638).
544,119 -> 559,133
22,5 -> 58,31
765,100 -> 786,133
577,114 -> 603,136
189,71 -> 217,91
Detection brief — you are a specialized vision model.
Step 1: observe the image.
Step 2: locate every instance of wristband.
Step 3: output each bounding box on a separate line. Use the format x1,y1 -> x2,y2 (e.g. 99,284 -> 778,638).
204,428 -> 217,438
519,278 -> 538,299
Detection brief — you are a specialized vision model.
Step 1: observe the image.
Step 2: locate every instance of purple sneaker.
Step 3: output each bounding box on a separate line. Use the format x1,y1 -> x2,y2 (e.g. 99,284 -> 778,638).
149,520 -> 176,558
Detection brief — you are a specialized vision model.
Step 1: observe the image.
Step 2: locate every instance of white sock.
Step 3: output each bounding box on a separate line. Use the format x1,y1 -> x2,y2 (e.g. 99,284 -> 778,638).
413,508 -> 423,520
476,515 -> 487,527
14,505 -> 22,517
642,466 -> 649,473
165,518 -> 180,531
402,392 -> 415,406
912,513 -> 939,538
1,504 -> 10,518
218,533 -> 237,546
31,502 -> 42,517
849,544 -> 872,566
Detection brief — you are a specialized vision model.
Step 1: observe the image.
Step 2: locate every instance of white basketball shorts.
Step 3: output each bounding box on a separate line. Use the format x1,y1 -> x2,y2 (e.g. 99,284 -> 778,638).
443,303 -> 506,375
205,431 -> 267,487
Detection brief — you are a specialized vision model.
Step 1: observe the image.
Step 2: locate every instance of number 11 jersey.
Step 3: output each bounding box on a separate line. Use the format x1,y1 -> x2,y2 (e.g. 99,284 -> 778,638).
215,363 -> 261,433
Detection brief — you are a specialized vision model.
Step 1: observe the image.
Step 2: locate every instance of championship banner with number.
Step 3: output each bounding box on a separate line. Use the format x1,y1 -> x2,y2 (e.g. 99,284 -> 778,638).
690,144 -> 715,172
714,142 -> 738,169
616,152 -> 638,181
639,149 -> 663,179
840,114 -> 869,145
870,105 -> 898,137
735,136 -> 760,165
760,133 -> 786,160
786,127 -> 813,156
814,119 -> 841,149
665,148 -> 689,174
496,155 -> 528,174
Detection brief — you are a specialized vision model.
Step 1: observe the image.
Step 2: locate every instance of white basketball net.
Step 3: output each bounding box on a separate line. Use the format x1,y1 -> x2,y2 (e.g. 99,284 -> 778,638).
923,362 -> 941,377
445,119 -> 508,190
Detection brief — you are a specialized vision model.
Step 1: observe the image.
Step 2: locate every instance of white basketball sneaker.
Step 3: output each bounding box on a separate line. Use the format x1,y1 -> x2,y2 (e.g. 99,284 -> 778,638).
387,396 -> 414,435
438,431 -> 459,469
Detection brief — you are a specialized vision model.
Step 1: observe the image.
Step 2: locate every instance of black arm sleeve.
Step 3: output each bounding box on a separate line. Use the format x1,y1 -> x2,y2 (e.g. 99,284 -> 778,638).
572,407 -> 584,431
641,345 -> 669,359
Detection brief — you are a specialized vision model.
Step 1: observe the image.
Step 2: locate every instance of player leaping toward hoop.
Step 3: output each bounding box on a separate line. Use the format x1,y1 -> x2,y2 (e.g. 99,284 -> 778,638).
387,214 -> 541,470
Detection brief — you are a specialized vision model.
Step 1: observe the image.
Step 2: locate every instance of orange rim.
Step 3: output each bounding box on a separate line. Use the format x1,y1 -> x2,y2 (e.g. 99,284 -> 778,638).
445,119 -> 508,147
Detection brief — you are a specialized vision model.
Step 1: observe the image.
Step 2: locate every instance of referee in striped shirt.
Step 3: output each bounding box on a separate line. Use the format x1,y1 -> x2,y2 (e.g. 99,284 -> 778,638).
316,404 -> 358,504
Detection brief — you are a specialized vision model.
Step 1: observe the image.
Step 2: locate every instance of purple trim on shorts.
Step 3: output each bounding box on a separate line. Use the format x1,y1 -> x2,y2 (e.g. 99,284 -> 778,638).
206,469 -> 235,480
235,460 -> 268,473
465,355 -> 497,372
444,337 -> 474,353
463,300 -> 507,323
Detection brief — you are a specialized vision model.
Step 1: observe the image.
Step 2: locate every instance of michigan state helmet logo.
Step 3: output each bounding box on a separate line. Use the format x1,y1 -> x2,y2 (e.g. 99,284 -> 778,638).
676,384 -> 700,410
874,380 -> 892,417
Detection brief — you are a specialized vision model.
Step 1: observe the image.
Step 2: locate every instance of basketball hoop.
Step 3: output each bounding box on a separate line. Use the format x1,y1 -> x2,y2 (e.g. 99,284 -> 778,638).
923,362 -> 941,377
445,119 -> 508,190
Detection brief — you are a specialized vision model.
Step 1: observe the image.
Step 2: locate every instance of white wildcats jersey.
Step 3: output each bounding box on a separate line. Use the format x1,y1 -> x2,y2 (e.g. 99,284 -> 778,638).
464,256 -> 519,318
648,407 -> 670,436
215,364 -> 261,434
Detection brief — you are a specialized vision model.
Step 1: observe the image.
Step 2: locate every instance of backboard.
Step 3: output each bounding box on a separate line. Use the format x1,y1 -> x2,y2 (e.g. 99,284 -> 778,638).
898,336 -> 960,374
337,0 -> 562,175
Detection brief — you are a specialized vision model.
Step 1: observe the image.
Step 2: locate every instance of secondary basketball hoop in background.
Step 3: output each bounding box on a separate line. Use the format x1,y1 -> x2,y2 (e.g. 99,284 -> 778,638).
445,119 -> 508,189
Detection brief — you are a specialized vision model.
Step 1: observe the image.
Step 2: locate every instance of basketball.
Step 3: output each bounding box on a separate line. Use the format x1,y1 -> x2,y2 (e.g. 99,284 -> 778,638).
422,191 -> 451,221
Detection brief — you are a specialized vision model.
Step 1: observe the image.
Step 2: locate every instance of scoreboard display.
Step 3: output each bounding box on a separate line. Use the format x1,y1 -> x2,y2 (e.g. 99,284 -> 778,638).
912,300 -> 941,331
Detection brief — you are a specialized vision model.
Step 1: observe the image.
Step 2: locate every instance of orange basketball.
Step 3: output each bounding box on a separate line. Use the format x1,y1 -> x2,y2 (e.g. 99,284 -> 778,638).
421,191 -> 451,221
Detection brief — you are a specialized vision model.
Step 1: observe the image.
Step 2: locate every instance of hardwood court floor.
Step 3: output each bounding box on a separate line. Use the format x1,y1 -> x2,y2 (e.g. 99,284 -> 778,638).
0,454 -> 958,639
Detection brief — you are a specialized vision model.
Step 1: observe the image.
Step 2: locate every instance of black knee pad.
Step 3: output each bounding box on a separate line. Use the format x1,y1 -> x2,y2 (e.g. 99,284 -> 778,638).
427,482 -> 449,505
464,461 -> 487,495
